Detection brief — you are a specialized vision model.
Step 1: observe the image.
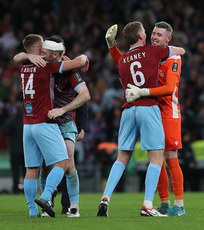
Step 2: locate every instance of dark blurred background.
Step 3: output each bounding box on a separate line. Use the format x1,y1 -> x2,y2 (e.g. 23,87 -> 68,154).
0,0 -> 203,194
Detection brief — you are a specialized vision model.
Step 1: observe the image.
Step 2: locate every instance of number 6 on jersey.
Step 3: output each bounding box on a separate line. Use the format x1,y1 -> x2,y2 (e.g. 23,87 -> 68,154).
130,61 -> 145,86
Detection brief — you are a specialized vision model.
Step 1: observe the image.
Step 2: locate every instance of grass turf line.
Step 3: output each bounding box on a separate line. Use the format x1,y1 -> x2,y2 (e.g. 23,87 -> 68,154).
0,192 -> 203,230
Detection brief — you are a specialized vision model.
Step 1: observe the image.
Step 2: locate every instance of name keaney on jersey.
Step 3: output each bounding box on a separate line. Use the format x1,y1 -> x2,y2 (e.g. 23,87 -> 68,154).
123,52 -> 146,63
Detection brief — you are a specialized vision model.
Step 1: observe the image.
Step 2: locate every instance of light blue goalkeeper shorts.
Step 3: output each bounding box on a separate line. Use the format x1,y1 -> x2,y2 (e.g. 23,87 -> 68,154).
23,122 -> 68,167
59,121 -> 78,143
118,105 -> 165,151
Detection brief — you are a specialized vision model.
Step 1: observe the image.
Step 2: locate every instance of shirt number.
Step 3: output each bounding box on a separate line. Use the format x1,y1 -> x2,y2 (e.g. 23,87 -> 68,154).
21,73 -> 35,99
130,61 -> 145,86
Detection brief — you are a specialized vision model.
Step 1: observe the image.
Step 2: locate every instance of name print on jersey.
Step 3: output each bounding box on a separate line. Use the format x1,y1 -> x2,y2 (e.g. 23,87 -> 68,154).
123,52 -> 146,63
21,65 -> 37,73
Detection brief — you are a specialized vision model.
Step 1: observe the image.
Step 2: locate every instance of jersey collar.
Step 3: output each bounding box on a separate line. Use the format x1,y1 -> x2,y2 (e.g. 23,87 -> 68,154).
129,45 -> 140,50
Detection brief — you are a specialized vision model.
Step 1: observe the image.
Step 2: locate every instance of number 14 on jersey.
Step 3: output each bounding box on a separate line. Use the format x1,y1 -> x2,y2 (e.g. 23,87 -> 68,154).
21,73 -> 35,99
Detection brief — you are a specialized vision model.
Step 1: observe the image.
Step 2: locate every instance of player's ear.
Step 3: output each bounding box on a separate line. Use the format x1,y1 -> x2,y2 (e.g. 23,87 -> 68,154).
167,35 -> 172,43
38,42 -> 42,51
138,32 -> 142,40
53,51 -> 58,59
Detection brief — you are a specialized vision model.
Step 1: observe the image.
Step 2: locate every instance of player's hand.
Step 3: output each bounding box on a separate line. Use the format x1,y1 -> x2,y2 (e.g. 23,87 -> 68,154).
62,55 -> 70,61
81,55 -> 89,72
125,84 -> 142,102
125,84 -> 150,103
105,24 -> 118,48
76,129 -> 85,141
27,54 -> 46,67
47,108 -> 64,119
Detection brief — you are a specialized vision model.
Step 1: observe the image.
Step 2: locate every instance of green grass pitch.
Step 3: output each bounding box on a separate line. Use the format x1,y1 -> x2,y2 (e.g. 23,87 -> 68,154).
0,192 -> 203,230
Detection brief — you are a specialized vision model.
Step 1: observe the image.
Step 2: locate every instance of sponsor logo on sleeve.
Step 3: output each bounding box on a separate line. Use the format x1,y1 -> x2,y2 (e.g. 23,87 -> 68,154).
74,72 -> 82,82
172,62 -> 178,72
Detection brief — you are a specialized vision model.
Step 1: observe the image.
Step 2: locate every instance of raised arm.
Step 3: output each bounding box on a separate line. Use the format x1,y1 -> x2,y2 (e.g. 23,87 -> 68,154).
105,24 -> 123,64
109,46 -> 122,65
105,24 -> 118,48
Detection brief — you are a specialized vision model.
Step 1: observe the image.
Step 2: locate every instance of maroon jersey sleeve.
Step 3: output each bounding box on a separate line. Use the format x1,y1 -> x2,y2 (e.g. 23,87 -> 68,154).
152,45 -> 170,61
69,70 -> 85,89
46,61 -> 64,74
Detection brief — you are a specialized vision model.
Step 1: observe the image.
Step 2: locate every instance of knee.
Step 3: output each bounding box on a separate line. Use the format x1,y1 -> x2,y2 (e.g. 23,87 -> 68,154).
25,167 -> 40,179
55,159 -> 68,172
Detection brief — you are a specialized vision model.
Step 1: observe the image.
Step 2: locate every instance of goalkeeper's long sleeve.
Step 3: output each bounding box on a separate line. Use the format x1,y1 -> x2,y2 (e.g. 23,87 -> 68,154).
149,74 -> 177,97
109,46 -> 122,65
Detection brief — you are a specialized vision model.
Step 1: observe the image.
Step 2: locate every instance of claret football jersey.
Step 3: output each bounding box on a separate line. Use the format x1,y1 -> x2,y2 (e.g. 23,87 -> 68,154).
117,44 -> 170,108
54,69 -> 85,125
20,61 -> 64,124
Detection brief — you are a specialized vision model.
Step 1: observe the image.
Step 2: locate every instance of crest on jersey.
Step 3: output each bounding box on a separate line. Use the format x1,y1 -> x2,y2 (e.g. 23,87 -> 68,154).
74,72 -> 82,82
172,62 -> 178,72
159,69 -> 165,78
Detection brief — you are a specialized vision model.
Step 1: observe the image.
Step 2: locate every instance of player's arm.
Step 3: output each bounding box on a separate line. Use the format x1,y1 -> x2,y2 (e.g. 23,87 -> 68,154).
149,74 -> 177,96
13,52 -> 46,67
75,102 -> 88,141
109,46 -> 122,65
125,74 -> 177,102
105,24 -> 123,64
62,55 -> 89,72
48,84 -> 90,119
149,57 -> 182,96
76,129 -> 85,141
75,69 -> 88,141
170,46 -> 185,56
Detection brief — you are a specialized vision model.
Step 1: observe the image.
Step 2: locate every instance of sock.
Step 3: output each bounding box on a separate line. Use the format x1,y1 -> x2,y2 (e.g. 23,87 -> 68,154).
144,163 -> 161,202
166,158 -> 183,201
143,200 -> 153,209
161,200 -> 170,205
66,170 -> 79,207
39,170 -> 48,193
157,162 -> 169,202
174,200 -> 184,207
41,166 -> 64,201
103,161 -> 126,198
24,179 -> 39,216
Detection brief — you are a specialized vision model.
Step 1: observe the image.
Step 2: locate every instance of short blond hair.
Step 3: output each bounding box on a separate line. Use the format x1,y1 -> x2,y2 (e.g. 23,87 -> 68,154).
22,34 -> 43,52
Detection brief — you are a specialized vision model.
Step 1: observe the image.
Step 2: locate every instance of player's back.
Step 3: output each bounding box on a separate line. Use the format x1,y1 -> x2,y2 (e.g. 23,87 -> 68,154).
158,55 -> 181,118
118,44 -> 170,108
21,61 -> 63,124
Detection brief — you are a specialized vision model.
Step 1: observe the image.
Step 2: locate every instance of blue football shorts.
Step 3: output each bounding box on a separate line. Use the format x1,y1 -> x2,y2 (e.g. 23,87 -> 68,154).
59,121 -> 78,143
23,122 -> 68,167
118,105 -> 165,151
